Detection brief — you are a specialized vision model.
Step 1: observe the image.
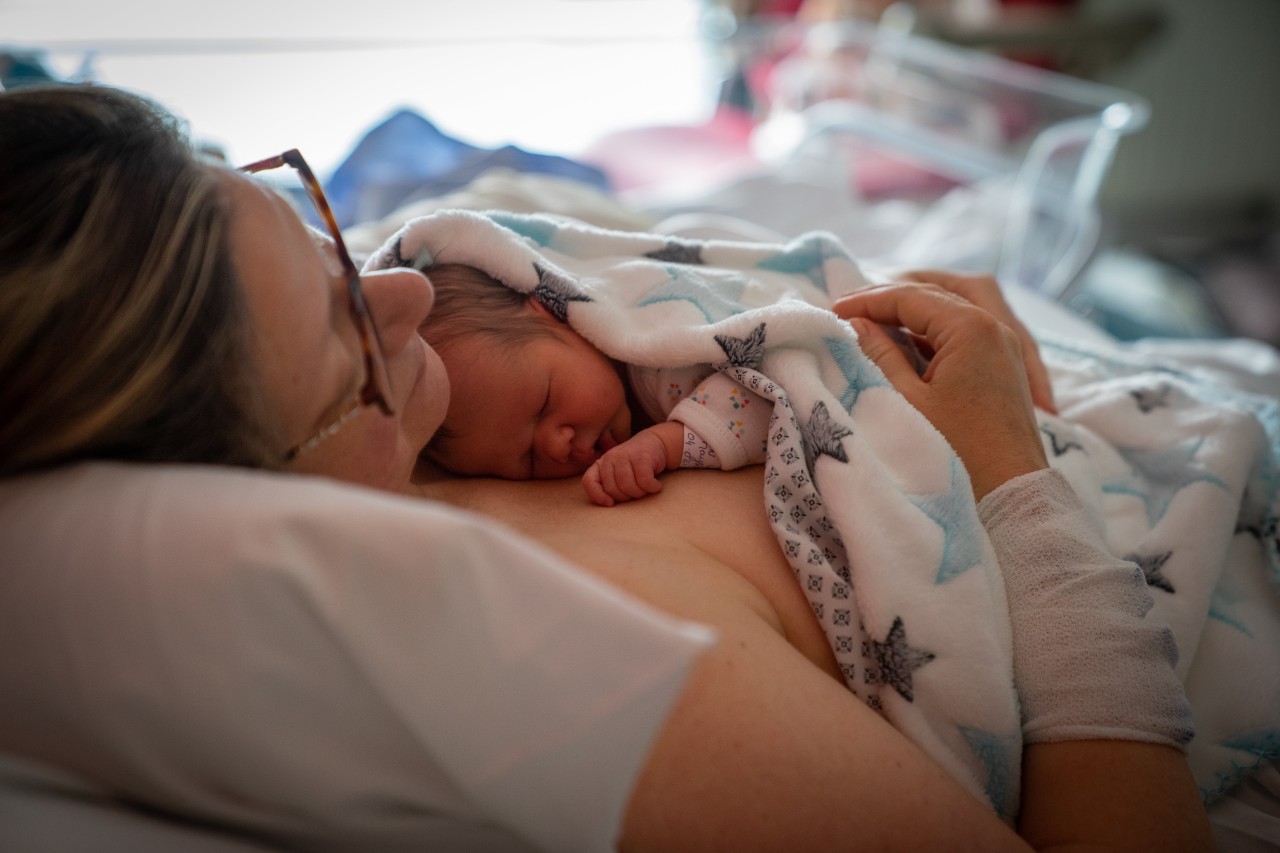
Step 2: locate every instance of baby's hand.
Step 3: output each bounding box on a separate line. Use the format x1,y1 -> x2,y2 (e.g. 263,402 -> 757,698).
582,427 -> 676,507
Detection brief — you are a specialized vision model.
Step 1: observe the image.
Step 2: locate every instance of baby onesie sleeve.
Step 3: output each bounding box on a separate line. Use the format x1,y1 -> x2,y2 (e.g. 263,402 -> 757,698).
626,363 -> 714,423
668,372 -> 771,470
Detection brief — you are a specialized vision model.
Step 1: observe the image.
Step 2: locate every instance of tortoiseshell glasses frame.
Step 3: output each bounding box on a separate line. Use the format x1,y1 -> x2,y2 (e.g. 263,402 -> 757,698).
239,149 -> 395,460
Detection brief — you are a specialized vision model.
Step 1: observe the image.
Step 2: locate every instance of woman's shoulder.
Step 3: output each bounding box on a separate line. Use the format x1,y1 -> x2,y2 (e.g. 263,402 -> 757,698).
0,461 -> 714,851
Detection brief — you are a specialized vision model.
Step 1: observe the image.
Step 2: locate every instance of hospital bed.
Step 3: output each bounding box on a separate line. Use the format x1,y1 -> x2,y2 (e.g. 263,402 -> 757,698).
4,15 -> 1279,852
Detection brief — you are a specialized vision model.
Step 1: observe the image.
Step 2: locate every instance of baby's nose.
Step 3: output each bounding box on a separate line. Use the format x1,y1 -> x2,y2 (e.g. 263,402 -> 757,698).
542,424 -> 575,464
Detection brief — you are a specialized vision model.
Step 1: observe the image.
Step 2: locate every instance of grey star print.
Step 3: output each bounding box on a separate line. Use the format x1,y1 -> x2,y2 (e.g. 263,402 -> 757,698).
1128,550 -> 1175,594
1039,424 -> 1083,457
532,262 -> 591,321
374,235 -> 410,270
866,616 -> 935,702
801,401 -> 853,469
644,239 -> 705,265
714,322 -> 767,368
1131,385 -> 1173,413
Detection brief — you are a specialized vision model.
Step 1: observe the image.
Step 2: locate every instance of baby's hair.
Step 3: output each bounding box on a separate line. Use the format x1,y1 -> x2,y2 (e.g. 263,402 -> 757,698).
418,262 -> 555,353
419,262 -> 560,459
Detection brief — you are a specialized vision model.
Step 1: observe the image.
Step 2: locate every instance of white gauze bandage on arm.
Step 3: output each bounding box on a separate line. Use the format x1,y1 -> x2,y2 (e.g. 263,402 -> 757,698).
978,468 -> 1194,749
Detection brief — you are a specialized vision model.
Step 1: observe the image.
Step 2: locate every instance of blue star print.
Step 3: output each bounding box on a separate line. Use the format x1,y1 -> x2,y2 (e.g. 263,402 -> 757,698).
1208,578 -> 1253,638
1039,424 -> 1084,457
1222,729 -> 1280,759
908,457 -> 986,584
1204,729 -> 1280,800
959,726 -> 1019,821
1102,437 -> 1229,527
636,268 -> 746,323
754,233 -> 849,293
485,212 -> 560,248
824,336 -> 887,411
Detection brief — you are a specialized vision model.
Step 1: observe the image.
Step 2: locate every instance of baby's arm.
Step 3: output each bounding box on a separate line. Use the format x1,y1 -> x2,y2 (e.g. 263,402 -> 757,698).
582,422 -> 684,507
583,372 -> 771,506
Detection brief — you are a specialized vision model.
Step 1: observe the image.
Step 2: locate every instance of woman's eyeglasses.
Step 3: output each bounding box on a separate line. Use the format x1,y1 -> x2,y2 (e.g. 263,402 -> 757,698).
239,149 -> 395,461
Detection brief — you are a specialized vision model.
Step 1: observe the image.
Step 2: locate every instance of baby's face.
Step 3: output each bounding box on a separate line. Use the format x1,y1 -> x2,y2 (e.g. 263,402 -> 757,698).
431,323 -> 632,480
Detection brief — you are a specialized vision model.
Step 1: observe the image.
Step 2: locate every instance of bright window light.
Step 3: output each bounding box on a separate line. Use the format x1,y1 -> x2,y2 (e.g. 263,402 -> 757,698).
1,0 -> 720,175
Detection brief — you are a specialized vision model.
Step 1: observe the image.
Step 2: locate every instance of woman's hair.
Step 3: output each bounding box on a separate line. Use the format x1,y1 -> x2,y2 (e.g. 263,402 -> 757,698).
0,84 -> 277,476
418,262 -> 556,352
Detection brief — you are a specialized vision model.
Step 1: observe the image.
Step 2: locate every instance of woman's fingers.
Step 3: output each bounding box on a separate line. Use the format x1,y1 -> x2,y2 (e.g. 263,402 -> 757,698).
848,319 -> 927,398
896,270 -> 1057,414
836,281 -> 1049,500
834,282 -> 982,360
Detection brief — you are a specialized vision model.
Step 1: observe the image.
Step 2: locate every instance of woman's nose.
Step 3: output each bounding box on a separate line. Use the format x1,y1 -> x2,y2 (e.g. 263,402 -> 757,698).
360,268 -> 434,355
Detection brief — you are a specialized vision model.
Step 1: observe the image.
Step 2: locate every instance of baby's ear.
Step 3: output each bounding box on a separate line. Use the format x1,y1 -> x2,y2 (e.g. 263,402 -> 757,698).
527,296 -> 562,323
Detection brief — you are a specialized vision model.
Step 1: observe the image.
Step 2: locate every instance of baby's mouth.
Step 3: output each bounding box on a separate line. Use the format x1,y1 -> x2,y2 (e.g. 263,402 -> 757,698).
594,430 -> 619,454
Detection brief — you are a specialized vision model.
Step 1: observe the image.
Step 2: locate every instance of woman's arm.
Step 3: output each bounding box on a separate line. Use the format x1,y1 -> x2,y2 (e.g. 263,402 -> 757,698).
830,277 -> 1213,850
617,562 -> 1032,851
428,469 -> 1033,848
613,531 -> 1209,851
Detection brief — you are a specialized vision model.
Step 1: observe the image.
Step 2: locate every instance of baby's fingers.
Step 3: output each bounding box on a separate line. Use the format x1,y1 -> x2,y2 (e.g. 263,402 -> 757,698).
606,457 -> 652,501
582,464 -> 615,507
630,457 -> 664,495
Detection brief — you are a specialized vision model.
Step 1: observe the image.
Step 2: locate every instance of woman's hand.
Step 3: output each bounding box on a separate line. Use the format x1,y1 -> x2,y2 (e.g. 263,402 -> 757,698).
833,276 -> 1049,501
894,270 -> 1056,413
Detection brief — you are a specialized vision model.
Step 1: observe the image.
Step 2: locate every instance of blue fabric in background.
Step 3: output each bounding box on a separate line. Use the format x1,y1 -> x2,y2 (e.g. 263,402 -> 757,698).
0,50 -> 62,90
324,109 -> 611,229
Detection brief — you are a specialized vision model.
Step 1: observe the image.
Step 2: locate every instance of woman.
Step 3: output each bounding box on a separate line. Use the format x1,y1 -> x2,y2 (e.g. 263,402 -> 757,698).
0,84 -> 1212,850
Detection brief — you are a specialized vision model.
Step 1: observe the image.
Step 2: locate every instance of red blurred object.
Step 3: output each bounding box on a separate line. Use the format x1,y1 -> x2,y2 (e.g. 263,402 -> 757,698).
580,107 -> 762,194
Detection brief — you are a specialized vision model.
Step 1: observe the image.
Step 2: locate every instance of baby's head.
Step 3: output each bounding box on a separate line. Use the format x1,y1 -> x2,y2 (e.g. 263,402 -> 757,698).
420,263 -> 631,480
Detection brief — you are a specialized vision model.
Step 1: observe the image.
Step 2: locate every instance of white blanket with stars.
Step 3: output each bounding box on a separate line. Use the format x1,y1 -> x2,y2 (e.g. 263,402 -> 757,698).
1034,336 -> 1280,805
367,209 -> 1280,817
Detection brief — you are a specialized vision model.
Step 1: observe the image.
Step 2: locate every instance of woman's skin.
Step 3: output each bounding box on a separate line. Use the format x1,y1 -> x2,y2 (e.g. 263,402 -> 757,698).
418,467 -> 1211,852
227,163 -> 1213,850
223,170 -> 448,489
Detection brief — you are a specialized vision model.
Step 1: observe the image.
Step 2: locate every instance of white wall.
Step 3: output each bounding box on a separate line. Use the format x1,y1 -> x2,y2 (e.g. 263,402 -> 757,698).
1086,0 -> 1280,238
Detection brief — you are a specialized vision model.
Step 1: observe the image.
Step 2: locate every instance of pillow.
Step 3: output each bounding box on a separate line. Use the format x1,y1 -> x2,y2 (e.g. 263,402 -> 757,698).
0,462 -> 713,852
